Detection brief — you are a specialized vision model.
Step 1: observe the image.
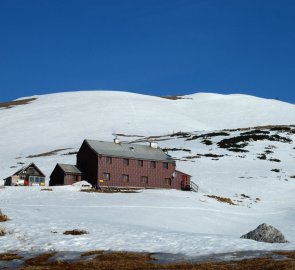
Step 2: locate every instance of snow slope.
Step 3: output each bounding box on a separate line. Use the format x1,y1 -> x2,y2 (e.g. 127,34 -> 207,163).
0,90 -> 295,257
0,186 -> 294,256
0,90 -> 294,181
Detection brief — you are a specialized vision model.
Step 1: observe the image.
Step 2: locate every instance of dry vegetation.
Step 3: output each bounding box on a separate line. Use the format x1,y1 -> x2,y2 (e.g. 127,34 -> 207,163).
24,252 -> 57,267
159,95 -> 185,100
206,195 -> 236,205
27,148 -> 71,158
63,229 -> 89,235
0,253 -> 23,261
0,250 -> 293,270
0,210 -> 9,222
41,188 -> 53,191
0,98 -> 37,109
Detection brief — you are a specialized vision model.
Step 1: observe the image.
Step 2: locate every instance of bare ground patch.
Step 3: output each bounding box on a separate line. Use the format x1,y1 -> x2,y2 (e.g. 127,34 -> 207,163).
2,250 -> 295,270
0,253 -> 23,261
63,229 -> 89,235
27,148 -> 71,158
24,252 -> 57,266
158,95 -> 191,100
0,98 -> 37,109
0,210 -> 9,222
206,195 -> 237,205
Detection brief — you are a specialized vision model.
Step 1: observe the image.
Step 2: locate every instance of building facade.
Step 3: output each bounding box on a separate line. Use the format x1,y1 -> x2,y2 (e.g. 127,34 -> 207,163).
4,163 -> 45,186
76,139 -> 191,190
49,164 -> 83,186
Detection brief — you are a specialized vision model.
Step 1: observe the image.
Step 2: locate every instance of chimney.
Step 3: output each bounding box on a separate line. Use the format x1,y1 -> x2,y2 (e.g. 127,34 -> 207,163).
114,137 -> 120,144
149,140 -> 158,149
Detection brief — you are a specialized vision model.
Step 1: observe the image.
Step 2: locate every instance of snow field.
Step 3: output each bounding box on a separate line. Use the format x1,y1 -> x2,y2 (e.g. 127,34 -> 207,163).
0,90 -> 294,256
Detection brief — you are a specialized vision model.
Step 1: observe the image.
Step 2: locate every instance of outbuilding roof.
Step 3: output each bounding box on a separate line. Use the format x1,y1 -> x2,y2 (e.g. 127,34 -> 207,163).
85,140 -> 174,162
58,164 -> 83,174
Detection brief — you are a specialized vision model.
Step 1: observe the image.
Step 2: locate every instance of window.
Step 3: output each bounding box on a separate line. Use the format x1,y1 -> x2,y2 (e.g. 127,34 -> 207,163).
122,174 -> 129,183
150,161 -> 156,168
106,157 -> 112,164
164,178 -> 172,186
141,176 -> 148,184
137,160 -> 143,167
123,158 -> 129,166
163,162 -> 168,169
103,173 -> 110,181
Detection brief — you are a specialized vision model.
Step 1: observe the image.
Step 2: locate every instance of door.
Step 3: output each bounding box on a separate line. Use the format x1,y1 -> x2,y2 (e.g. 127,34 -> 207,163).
181,175 -> 189,190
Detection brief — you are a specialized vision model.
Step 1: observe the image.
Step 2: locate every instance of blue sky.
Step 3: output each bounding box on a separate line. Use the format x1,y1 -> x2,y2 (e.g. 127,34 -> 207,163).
0,0 -> 294,103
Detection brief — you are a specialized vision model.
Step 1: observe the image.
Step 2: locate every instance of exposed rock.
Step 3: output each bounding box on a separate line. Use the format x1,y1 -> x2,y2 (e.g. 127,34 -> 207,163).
241,223 -> 288,243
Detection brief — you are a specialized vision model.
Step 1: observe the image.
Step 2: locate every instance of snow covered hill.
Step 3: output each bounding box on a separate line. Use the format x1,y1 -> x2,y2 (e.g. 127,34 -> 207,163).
0,90 -> 295,257
0,90 -> 294,182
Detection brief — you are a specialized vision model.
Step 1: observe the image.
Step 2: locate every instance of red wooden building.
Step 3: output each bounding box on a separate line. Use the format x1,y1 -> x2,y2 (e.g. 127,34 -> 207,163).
75,139 -> 191,190
49,164 -> 83,186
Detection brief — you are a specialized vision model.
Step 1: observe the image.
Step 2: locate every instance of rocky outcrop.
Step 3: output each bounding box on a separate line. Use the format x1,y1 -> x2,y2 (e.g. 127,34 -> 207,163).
241,223 -> 289,243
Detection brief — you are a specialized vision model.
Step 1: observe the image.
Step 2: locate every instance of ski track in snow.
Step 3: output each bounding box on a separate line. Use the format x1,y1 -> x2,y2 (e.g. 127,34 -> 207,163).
1,203 -> 287,216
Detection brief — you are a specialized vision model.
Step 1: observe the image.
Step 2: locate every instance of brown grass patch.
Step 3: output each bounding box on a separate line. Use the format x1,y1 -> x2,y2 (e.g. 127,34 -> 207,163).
0,253 -> 23,261
275,251 -> 295,259
197,255 -> 295,270
0,98 -> 37,109
81,250 -> 105,257
0,212 -> 9,222
21,251 -> 153,270
27,148 -> 71,158
13,250 -> 295,270
24,252 -> 57,266
159,95 -> 185,100
63,229 -> 88,235
206,195 -> 237,205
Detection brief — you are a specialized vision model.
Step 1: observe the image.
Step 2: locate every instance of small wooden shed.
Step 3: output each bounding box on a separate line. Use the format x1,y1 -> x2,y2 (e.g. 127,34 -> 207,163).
49,163 -> 83,186
4,163 -> 46,186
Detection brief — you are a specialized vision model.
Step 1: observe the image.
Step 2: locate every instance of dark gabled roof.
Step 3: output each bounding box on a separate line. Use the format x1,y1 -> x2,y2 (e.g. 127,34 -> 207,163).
57,164 -> 82,174
84,140 -> 174,162
12,162 -> 45,177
